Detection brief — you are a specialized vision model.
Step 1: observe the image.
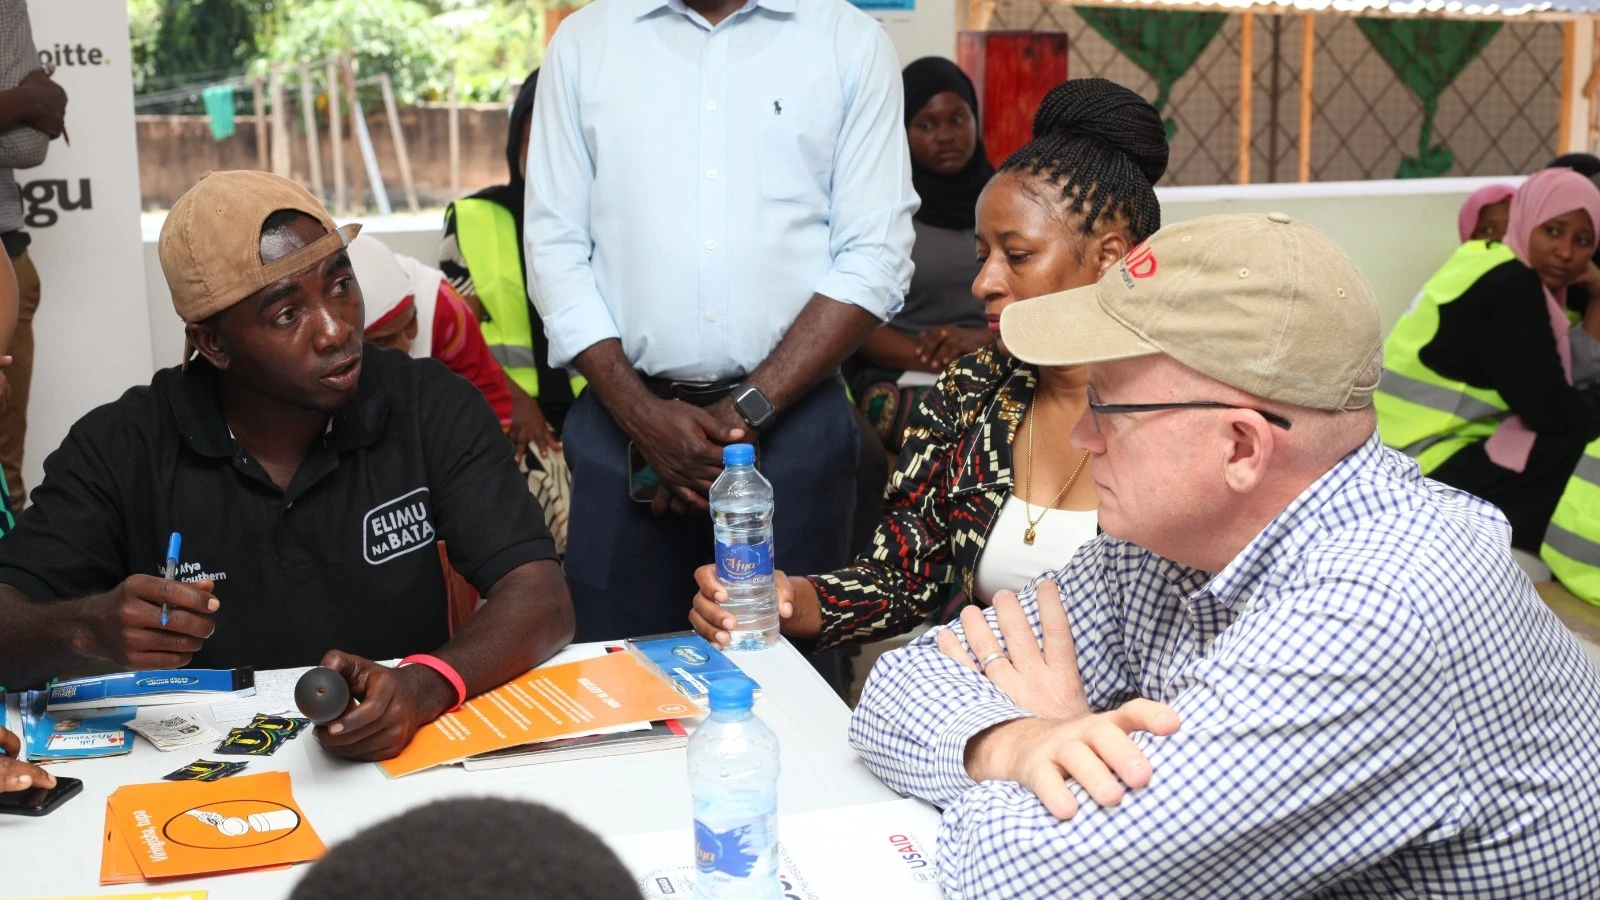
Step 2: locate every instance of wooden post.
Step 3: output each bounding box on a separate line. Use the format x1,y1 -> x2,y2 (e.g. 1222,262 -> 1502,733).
299,60 -> 324,201
1268,15 -> 1283,182
966,0 -> 996,32
379,73 -> 420,213
544,5 -> 578,47
268,65 -> 292,178
341,57 -> 369,212
327,58 -> 346,215
1589,27 -> 1600,154
1299,14 -> 1315,183
1238,12 -> 1254,185
1560,22 -> 1576,153
345,59 -> 392,215
252,76 -> 268,169
448,62 -> 461,200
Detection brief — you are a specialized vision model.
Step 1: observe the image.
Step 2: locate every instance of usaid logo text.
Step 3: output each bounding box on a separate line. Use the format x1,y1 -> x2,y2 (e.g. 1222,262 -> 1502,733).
19,178 -> 92,228
363,487 -> 435,564
1120,241 -> 1158,287
890,833 -> 937,882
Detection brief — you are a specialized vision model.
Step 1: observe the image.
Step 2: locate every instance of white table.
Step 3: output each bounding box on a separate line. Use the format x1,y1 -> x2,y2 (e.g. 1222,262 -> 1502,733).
1,640 -> 903,900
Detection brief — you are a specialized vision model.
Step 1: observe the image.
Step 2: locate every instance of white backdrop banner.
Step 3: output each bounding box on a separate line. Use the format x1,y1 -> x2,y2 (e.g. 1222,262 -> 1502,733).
19,0 -> 152,497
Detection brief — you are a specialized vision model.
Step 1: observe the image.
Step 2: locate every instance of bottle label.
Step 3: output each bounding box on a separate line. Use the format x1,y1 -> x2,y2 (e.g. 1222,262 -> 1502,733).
694,816 -> 772,878
715,539 -> 773,583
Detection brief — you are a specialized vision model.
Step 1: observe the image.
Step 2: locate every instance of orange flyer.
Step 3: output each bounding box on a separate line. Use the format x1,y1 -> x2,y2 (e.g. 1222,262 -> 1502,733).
379,651 -> 697,777
104,772 -> 325,881
101,802 -> 144,885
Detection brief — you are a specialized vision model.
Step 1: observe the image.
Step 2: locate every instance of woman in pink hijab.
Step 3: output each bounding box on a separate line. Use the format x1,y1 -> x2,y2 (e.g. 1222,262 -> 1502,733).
1409,167 -> 1600,554
1457,183 -> 1515,243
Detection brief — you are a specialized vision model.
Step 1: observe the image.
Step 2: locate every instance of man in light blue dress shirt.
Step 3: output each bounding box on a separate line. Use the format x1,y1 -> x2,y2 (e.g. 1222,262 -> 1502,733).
526,0 -> 916,644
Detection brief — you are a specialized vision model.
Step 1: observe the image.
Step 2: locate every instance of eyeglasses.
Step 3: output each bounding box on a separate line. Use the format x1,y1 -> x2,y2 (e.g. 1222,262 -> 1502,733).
1085,385 -> 1293,433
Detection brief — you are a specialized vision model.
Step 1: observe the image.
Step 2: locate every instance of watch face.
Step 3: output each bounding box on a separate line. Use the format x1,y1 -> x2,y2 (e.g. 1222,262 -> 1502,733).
737,388 -> 775,425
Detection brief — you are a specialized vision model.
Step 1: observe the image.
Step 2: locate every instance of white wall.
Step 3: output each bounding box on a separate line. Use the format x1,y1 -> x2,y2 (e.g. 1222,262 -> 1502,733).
23,1 -> 152,496
144,177 -> 1516,369
1158,176 -> 1524,335
868,0 -> 959,68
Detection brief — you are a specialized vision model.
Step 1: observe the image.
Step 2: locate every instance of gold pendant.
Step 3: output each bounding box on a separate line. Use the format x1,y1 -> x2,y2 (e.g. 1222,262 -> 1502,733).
1023,526 -> 1036,545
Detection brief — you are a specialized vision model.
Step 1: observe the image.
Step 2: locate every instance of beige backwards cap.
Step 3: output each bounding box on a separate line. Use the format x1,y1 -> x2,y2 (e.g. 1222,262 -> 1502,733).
159,170 -> 360,326
999,212 -> 1381,411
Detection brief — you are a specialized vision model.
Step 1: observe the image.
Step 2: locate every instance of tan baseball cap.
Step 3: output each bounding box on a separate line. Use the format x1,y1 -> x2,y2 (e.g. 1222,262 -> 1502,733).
159,170 -> 360,325
999,212 -> 1381,411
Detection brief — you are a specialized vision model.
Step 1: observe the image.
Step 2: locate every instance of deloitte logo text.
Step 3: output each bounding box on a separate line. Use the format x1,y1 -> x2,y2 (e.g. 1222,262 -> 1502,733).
38,44 -> 109,69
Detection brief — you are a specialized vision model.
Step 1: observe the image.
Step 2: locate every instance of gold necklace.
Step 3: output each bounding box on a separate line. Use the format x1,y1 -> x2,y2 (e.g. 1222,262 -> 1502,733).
1022,405 -> 1089,545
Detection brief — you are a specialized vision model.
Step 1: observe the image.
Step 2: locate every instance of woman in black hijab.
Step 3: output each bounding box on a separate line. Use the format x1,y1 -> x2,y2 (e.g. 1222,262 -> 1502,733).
852,57 -> 996,450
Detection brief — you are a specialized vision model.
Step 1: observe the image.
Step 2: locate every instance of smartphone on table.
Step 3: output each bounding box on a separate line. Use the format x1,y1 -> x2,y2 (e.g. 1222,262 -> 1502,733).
0,776 -> 82,816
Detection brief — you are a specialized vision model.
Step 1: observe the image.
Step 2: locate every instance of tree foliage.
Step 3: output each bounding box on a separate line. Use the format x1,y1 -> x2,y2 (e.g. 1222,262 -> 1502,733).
131,0 -> 260,95
437,0 -> 544,103
267,0 -> 447,105
129,0 -> 567,106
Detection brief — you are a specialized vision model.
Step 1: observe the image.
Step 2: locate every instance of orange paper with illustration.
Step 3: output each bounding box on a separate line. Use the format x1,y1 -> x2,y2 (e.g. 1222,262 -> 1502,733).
101,802 -> 144,885
379,651 -> 696,777
104,772 -> 324,881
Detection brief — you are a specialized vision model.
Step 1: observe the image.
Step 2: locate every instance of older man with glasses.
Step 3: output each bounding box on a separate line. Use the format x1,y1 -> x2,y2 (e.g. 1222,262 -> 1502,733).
849,213 -> 1600,898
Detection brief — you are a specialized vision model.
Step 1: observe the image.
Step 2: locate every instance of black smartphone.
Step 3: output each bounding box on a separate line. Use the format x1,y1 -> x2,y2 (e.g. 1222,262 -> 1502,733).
627,442 -> 662,503
0,776 -> 83,816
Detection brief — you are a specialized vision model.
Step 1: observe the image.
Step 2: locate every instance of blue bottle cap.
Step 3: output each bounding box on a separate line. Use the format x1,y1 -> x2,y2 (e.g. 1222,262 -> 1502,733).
706,676 -> 754,712
723,443 -> 755,467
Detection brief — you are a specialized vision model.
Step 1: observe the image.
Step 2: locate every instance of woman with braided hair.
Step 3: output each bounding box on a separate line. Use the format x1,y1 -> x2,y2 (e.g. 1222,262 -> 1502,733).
689,78 -> 1169,650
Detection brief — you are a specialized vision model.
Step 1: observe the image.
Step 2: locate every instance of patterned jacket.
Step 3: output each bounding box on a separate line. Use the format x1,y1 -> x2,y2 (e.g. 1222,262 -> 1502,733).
809,347 -> 1036,650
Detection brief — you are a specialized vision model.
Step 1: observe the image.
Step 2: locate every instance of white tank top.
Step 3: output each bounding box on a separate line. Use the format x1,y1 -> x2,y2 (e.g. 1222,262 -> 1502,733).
972,495 -> 1099,603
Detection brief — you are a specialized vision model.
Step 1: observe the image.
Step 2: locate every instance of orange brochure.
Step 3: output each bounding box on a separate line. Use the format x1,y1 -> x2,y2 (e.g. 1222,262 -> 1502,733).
104,772 -> 325,881
379,651 -> 698,777
101,803 -> 144,885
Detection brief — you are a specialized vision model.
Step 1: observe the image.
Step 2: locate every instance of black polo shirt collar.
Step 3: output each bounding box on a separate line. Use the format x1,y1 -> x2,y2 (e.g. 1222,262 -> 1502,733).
169,354 -> 391,460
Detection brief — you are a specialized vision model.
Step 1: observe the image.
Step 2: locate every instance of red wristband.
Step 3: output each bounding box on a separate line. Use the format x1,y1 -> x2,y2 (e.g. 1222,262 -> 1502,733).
399,654 -> 467,713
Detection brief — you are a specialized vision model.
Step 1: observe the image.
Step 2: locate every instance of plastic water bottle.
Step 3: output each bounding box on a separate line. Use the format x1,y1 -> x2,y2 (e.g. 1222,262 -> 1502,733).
688,677 -> 781,900
710,444 -> 779,651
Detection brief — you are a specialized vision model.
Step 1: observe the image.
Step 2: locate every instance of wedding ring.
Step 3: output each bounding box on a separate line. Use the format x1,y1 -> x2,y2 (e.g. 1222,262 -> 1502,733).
978,650 -> 1006,671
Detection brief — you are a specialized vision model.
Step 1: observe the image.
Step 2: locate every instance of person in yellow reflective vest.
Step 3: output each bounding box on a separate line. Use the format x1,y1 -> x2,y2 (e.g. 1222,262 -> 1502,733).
441,69 -> 580,554
1375,168 -> 1600,598
440,69 -> 576,460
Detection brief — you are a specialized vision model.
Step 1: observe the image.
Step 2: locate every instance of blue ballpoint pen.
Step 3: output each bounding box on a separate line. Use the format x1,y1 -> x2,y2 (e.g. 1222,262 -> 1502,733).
161,532 -> 182,627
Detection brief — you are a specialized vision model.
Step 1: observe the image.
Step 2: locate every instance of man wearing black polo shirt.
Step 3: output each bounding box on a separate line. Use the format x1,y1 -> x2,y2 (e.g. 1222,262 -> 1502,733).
0,171 -> 574,762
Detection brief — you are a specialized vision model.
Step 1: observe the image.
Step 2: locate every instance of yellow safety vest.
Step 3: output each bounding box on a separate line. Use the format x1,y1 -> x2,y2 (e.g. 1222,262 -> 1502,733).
1544,441 -> 1600,605
1374,241 -> 1517,474
449,198 -> 543,398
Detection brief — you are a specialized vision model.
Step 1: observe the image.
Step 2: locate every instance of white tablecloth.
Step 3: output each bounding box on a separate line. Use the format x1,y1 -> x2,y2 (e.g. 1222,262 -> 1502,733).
0,640 -> 905,900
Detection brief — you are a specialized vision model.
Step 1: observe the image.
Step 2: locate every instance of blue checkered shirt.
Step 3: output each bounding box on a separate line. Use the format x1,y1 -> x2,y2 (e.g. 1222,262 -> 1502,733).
850,435 -> 1600,898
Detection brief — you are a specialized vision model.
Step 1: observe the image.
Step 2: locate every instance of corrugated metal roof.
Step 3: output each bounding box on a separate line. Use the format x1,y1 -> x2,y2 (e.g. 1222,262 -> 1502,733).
1064,0 -> 1600,17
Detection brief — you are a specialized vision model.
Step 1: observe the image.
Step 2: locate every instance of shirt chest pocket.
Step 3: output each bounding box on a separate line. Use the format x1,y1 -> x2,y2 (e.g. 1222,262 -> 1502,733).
757,96 -> 841,208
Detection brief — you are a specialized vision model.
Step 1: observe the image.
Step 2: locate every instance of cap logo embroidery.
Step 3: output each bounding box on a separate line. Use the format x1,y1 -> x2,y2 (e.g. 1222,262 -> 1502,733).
1125,243 -> 1158,280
